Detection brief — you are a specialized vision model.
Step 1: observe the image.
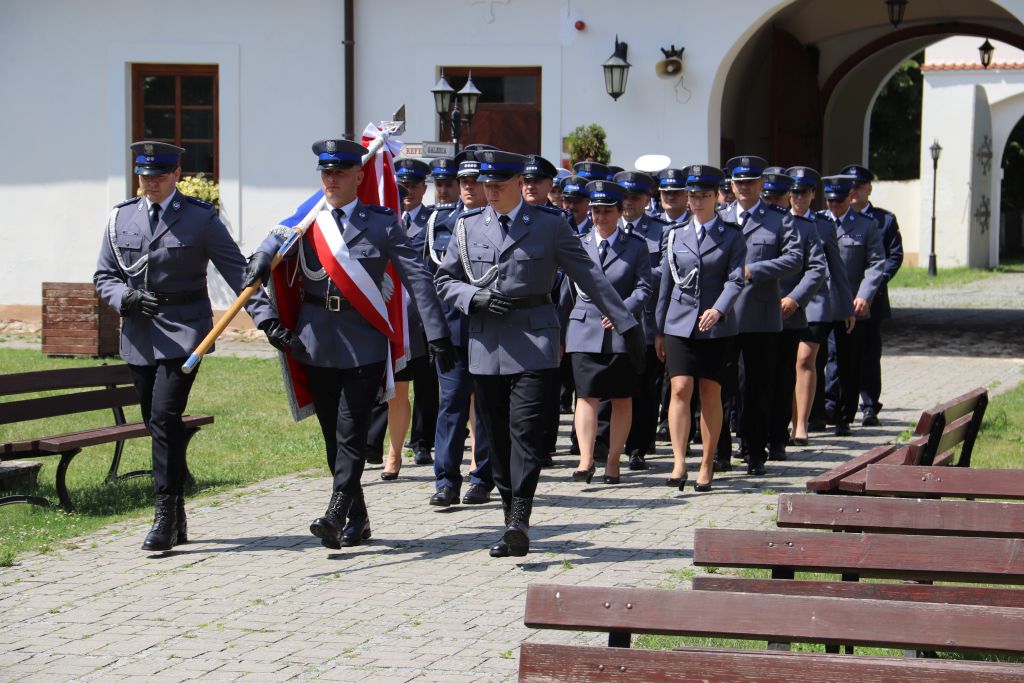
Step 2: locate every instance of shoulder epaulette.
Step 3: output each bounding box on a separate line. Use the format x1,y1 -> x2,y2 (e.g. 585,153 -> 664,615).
722,220 -> 742,230
424,203 -> 435,212
433,202 -> 457,211
115,197 -> 141,208
533,204 -> 564,216
186,196 -> 214,209
366,205 -> 394,214
647,215 -> 670,226
460,207 -> 485,218
628,231 -> 646,242
768,204 -> 787,214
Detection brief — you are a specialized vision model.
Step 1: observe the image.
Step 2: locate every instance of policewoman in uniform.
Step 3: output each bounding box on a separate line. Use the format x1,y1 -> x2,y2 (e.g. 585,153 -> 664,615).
245,139 -> 455,551
94,141 -> 286,551
562,181 -> 653,485
655,166 -> 746,492
435,150 -> 645,558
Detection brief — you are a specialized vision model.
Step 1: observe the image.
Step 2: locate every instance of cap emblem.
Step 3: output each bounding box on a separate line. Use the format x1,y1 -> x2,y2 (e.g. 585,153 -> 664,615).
144,143 -> 154,155
741,157 -> 750,166
691,165 -> 701,174
325,140 -> 337,152
595,181 -> 604,191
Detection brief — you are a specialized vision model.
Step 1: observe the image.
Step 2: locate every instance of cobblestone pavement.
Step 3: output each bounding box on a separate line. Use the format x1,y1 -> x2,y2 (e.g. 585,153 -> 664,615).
2,275 -> 1023,682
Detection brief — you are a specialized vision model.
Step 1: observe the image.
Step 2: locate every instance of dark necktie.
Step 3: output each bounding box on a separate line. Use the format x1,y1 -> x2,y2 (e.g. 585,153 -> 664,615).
149,202 -> 161,231
624,222 -> 634,236
739,210 -> 749,227
498,214 -> 511,240
834,215 -> 843,231
332,207 -> 346,228
403,212 -> 412,230
696,224 -> 705,246
598,239 -> 609,267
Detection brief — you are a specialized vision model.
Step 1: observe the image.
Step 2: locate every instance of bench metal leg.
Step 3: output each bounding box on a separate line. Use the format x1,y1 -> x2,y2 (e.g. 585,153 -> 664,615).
0,494 -> 52,508
55,449 -> 81,513
608,631 -> 631,648
768,567 -> 795,651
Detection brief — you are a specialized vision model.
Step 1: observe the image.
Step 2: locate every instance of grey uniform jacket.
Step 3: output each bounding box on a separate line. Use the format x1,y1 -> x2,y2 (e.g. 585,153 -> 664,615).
424,202 -> 467,346
804,214 -> 855,324
562,230 -> 653,354
255,199 -> 449,369
779,215 -> 827,331
820,210 -> 887,319
860,204 -> 904,321
655,216 -> 746,340
434,201 -> 639,376
718,202 -> 803,334
94,191 -> 274,365
398,203 -> 435,359
621,213 -> 669,345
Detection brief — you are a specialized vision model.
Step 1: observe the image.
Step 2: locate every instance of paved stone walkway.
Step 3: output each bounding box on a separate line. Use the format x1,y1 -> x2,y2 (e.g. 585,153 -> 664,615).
2,275 -> 1023,682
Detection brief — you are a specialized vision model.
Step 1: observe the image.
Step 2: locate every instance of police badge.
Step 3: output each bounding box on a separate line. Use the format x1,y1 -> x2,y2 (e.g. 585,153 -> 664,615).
325,140 -> 337,153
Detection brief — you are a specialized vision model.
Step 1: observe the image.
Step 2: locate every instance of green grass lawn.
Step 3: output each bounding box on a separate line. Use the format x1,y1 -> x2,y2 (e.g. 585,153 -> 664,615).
888,265 -> 995,289
0,348 -> 326,564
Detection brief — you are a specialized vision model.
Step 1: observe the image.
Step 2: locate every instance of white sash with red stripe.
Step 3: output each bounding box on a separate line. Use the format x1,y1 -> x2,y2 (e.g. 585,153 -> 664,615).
308,210 -> 401,400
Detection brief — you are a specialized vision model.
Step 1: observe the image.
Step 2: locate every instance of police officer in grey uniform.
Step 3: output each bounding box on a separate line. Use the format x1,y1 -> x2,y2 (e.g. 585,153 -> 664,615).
719,156 -> 803,475
95,141 -> 287,551
561,175 -> 592,235
245,139 -> 456,550
818,174 -> 886,436
435,150 -> 645,558
657,168 -> 691,224
760,168 -> 826,460
574,161 -> 612,182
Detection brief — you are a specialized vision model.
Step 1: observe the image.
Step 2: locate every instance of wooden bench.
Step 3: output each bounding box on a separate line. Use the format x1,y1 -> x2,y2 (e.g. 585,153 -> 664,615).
805,387 -> 988,494
865,465 -> 1024,500
519,584 -> 1024,681
693,528 -> 1024,584
0,364 -> 212,511
776,492 -> 1024,537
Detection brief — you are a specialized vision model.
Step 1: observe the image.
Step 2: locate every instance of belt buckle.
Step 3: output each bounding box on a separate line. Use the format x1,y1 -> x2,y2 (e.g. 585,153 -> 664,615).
326,295 -> 342,312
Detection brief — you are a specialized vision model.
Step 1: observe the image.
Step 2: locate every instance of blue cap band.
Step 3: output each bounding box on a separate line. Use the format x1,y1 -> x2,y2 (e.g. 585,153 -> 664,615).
480,161 -> 524,173
135,154 -> 179,165
319,151 -> 362,164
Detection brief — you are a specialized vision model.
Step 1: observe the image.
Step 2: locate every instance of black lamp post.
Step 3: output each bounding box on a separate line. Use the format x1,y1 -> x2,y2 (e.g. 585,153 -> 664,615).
928,140 -> 942,277
603,36 -> 631,101
432,70 -> 481,151
885,0 -> 908,28
980,39 -> 995,69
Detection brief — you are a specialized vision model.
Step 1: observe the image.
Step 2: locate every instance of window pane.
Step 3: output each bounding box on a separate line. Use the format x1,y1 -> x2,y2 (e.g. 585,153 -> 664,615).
182,142 -> 214,174
143,75 -> 175,105
503,76 -> 537,104
181,76 -> 214,106
182,109 -> 213,139
143,108 -> 175,139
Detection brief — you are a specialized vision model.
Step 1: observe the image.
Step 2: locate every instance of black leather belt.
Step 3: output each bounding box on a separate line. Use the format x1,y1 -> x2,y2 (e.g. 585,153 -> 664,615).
507,293 -> 552,309
152,289 -> 206,306
304,292 -> 353,312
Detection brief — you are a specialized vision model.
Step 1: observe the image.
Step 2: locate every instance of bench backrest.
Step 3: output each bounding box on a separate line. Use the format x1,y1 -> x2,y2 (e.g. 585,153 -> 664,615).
519,643 -> 1024,682
865,465 -> 1024,500
804,443 -> 904,493
522,583 -> 1024,655
776,492 -> 1024,537
913,387 -> 988,467
693,528 -> 1024,583
0,365 -> 137,426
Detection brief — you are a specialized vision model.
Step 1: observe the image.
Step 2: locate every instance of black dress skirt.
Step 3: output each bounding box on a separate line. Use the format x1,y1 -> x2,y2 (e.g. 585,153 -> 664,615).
664,334 -> 734,385
570,352 -> 637,399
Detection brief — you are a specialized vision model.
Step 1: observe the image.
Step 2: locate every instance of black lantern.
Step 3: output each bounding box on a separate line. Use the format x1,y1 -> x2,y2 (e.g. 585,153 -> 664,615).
885,0 -> 908,28
432,70 -> 480,151
980,39 -> 995,69
603,36 -> 631,101
928,140 -> 942,277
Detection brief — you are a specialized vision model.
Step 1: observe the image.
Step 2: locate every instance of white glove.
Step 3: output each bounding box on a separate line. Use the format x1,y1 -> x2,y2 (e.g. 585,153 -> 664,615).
380,275 -> 395,302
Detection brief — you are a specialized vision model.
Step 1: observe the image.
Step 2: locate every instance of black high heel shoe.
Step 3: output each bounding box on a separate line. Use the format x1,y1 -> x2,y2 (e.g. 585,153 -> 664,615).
572,465 -> 596,484
603,474 -> 621,485
694,479 -> 713,492
666,472 -> 688,488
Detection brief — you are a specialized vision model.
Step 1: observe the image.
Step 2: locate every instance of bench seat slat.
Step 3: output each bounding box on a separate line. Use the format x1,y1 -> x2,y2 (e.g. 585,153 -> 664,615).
693,528 -> 1024,583
835,450 -> 913,493
691,576 -> 1024,608
2,415 -> 214,457
776,493 -> 1024,537
518,643 -> 1024,683
804,444 -> 900,492
865,465 -> 1024,500
523,585 -> 1024,654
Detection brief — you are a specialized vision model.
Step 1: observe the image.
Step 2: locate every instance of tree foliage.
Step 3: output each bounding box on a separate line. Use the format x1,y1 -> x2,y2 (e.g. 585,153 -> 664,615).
566,124 -> 611,164
869,52 -> 923,180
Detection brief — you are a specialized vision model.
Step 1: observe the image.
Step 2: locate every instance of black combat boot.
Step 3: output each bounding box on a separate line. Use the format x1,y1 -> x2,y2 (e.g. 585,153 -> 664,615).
310,491 -> 353,550
142,494 -> 179,551
489,494 -> 513,557
176,495 -> 188,543
341,493 -> 371,547
503,497 -> 533,557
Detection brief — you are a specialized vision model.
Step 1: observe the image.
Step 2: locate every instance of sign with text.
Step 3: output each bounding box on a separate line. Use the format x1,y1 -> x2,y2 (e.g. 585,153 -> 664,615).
402,141 -> 456,159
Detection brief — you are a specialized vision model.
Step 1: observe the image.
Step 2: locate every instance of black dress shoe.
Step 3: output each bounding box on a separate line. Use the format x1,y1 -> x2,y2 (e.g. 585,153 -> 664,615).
768,443 -> 788,461
490,498 -> 513,557
413,450 -> 433,466
713,459 -> 732,473
341,496 -> 371,547
462,484 -> 491,505
790,437 -> 809,447
559,403 -> 574,415
603,474 -> 621,485
862,413 -> 880,427
665,474 -> 687,487
380,470 -> 399,481
142,494 -> 179,551
539,453 -> 555,468
572,465 -> 596,484
628,452 -> 648,471
502,497 -> 532,557
430,486 -> 459,507
310,491 -> 352,550
835,422 -> 852,437
747,461 -> 767,476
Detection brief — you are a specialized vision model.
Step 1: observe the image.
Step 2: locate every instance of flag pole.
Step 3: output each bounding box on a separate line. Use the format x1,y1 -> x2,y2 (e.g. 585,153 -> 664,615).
181,113 -> 406,374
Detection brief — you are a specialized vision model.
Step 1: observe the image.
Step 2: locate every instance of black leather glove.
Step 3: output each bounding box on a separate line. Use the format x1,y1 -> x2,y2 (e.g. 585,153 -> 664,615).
243,251 -> 274,288
428,337 -> 458,374
258,318 -> 306,355
121,288 -> 159,318
469,289 -> 513,316
623,324 -> 646,375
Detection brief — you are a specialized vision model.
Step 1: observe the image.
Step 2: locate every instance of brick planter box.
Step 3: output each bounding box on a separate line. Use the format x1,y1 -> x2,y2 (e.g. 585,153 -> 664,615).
41,282 -> 120,356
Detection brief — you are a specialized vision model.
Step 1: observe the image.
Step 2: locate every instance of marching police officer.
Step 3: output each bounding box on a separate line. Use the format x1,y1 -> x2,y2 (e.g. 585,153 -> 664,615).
574,161 -> 612,181
94,141 -> 283,551
430,157 -> 460,205
244,139 -> 456,550
435,150 -> 645,558
819,174 -> 886,436
657,168 -> 691,224
842,163 -> 904,426
561,174 -> 592,235
719,156 -> 803,475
